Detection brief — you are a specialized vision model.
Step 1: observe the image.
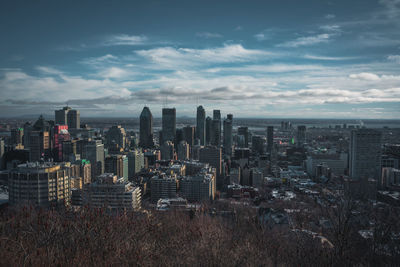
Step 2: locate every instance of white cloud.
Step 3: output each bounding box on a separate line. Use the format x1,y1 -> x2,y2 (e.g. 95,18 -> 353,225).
325,14 -> 336,19
196,32 -> 223,38
254,29 -> 277,41
388,55 -> 400,63
379,0 -> 400,19
206,64 -> 324,74
103,34 -> 148,46
0,69 -> 128,103
2,49 -> 400,118
319,25 -> 341,32
36,66 -> 64,75
234,26 -> 243,31
135,44 -> 271,67
278,24 -> 341,48
99,67 -> 130,79
303,54 -> 356,61
349,72 -> 381,81
254,33 -> 268,41
278,33 -> 331,47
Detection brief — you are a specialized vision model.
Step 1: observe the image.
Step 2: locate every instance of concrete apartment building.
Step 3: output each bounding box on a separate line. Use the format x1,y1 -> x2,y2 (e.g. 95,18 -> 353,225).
8,162 -> 71,207
84,173 -> 141,210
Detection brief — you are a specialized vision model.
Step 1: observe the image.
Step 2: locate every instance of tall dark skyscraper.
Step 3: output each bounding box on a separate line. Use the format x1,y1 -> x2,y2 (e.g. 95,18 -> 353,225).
175,128 -> 183,148
196,106 -> 206,145
55,106 -> 80,129
84,140 -> 105,179
183,125 -> 195,147
238,127 -> 249,148
213,110 -> 221,121
350,129 -> 382,181
297,125 -> 306,147
211,119 -> 221,146
223,114 -> 233,156
139,107 -> 154,148
205,116 -> 212,145
106,125 -> 126,149
267,126 -> 274,153
29,115 -> 51,161
211,110 -> 221,146
162,108 -> 176,143
67,109 -> 80,129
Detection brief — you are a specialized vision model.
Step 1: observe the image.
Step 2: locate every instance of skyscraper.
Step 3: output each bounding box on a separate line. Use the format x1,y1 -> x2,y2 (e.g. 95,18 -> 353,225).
199,146 -> 222,189
211,110 -> 222,147
105,154 -> 128,181
350,129 -> 382,181
213,110 -> 221,121
29,115 -> 51,161
196,106 -> 206,145
53,125 -> 70,162
84,140 -> 105,179
297,125 -> 306,147
55,106 -> 69,125
67,109 -> 80,129
55,106 -> 80,129
223,114 -> 233,156
161,141 -> 175,160
205,116 -> 212,145
237,127 -> 249,148
162,108 -> 176,143
211,119 -> 221,146
251,135 -> 265,155
11,128 -> 24,147
128,150 -> 144,178
106,125 -> 126,149
183,125 -> 195,147
177,141 -> 190,160
139,107 -> 154,148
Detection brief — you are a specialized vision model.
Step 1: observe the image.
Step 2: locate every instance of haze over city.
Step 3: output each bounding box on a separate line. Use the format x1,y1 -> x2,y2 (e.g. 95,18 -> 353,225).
1,0 -> 400,118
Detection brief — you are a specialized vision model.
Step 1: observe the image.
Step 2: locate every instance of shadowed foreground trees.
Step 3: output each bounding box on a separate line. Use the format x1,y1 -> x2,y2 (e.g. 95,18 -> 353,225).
0,203 -> 399,266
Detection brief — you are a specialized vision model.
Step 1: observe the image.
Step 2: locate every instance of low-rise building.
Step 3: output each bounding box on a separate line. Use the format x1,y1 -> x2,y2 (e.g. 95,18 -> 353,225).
180,173 -> 215,202
84,173 -> 141,210
150,175 -> 177,202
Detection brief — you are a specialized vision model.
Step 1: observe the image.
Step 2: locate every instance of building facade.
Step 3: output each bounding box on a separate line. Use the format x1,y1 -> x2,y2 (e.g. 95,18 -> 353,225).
223,115 -> 233,156
8,162 -> 71,207
350,129 -> 382,181
84,173 -> 141,210
162,108 -> 176,143
55,106 -> 80,129
196,106 -> 206,145
106,125 -> 126,149
139,106 -> 154,148
151,175 -> 177,202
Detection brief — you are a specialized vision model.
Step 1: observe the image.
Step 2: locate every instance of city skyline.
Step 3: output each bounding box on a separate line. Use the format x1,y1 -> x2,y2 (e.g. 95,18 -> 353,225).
1,0 -> 400,119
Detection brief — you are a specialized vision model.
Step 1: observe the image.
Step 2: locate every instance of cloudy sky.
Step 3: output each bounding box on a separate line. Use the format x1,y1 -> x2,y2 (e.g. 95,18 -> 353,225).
1,0 -> 400,118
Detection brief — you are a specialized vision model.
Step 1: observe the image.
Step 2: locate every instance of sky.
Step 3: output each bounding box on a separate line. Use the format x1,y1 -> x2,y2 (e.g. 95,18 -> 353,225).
0,0 -> 400,119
